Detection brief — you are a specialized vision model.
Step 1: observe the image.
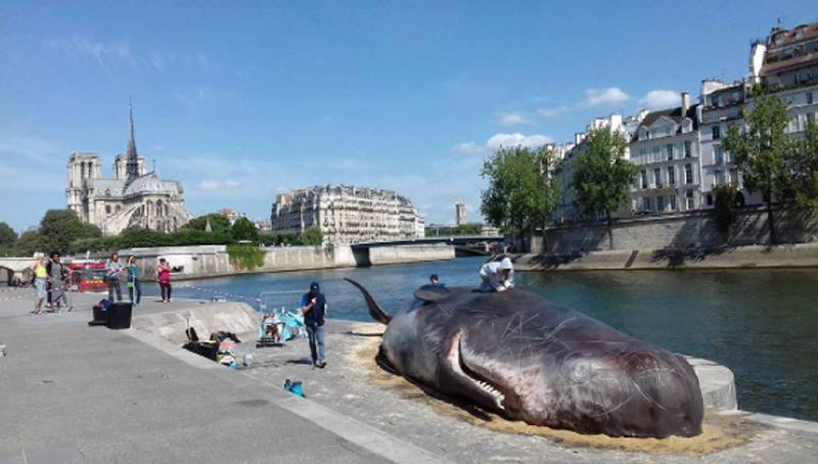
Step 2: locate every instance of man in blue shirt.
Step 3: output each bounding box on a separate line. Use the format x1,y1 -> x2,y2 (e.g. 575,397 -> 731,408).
300,282 -> 327,368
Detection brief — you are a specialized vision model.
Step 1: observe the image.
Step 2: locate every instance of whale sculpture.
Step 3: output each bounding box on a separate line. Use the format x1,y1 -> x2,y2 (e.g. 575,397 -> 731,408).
345,279 -> 703,438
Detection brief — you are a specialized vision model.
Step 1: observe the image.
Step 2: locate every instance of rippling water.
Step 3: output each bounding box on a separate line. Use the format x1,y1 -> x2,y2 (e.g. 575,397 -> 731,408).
142,257 -> 818,422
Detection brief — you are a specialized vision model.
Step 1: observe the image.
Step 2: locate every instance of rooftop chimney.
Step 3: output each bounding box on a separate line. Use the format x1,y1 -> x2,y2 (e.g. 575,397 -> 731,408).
681,92 -> 690,115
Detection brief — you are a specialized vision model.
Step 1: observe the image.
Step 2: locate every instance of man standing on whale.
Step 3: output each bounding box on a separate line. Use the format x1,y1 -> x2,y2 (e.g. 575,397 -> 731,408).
479,257 -> 514,292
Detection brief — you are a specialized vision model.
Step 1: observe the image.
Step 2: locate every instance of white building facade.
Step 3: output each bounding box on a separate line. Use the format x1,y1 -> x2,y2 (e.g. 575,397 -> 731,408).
630,94 -> 701,213
271,185 -> 425,243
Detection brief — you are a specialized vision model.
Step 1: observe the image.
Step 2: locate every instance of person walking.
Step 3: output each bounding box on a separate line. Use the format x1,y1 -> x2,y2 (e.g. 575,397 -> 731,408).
479,257 -> 515,292
299,282 -> 327,368
46,252 -> 69,312
126,256 -> 142,306
157,258 -> 172,303
105,252 -> 124,302
31,254 -> 48,315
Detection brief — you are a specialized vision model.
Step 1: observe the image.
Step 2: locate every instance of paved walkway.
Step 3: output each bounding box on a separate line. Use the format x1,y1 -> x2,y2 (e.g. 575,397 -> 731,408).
0,290 -> 443,464
2,288 -> 818,463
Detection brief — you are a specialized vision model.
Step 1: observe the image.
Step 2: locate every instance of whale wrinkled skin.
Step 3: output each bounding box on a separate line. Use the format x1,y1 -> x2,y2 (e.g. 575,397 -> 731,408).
345,279 -> 703,438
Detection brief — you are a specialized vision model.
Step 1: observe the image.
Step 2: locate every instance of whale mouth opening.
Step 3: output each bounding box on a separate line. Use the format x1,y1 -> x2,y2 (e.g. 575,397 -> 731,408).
447,330 -> 506,411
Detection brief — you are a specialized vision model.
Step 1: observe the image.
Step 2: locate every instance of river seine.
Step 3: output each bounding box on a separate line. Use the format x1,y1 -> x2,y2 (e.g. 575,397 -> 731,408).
143,256 -> 818,422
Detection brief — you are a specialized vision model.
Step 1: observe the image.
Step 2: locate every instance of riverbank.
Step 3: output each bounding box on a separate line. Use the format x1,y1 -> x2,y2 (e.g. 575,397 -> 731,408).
2,290 -> 816,463
121,243 -> 454,282
515,242 -> 818,271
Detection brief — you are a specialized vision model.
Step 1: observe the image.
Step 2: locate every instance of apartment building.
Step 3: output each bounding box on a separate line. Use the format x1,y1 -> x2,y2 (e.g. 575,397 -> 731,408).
630,93 -> 701,213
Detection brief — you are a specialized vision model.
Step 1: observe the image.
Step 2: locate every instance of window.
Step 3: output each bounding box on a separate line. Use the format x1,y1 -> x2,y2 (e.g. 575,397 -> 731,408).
712,125 -> 721,140
685,163 -> 694,184
654,168 -> 662,187
652,145 -> 660,162
686,190 -> 695,209
684,140 -> 692,158
640,169 -> 648,189
666,144 -> 674,160
668,166 -> 675,185
730,168 -> 739,185
715,170 -> 725,186
707,194 -> 713,206
808,92 -> 814,105
644,197 -> 652,211
657,196 -> 665,212
715,146 -> 724,165
105,205 -> 111,214
670,194 -> 677,211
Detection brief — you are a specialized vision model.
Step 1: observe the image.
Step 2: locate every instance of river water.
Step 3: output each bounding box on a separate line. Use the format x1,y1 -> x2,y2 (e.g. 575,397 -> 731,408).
142,256 -> 818,422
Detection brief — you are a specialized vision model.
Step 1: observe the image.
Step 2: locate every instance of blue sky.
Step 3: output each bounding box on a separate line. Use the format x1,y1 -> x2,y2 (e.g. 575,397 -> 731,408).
1,1 -> 816,233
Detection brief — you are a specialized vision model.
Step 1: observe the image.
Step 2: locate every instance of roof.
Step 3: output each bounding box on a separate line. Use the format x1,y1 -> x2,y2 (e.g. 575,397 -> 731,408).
768,23 -> 818,49
632,104 -> 699,142
86,179 -> 126,198
123,172 -> 182,197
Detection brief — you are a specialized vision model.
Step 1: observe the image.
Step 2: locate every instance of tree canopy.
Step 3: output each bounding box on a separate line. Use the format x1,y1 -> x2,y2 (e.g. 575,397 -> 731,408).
480,145 -> 561,235
231,217 -> 259,242
0,222 -> 17,246
723,92 -> 793,243
38,209 -> 101,255
792,116 -> 818,210
182,214 -> 232,235
299,226 -> 324,246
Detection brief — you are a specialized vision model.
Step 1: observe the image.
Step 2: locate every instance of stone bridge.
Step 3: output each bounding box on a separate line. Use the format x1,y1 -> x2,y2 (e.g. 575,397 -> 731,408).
0,257 -> 35,285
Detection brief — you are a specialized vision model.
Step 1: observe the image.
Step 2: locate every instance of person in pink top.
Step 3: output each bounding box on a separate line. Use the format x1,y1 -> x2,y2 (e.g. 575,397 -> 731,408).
156,258 -> 172,303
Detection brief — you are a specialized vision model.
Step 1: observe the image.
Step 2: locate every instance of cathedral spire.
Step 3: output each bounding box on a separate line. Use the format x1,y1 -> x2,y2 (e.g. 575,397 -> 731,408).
125,98 -> 140,186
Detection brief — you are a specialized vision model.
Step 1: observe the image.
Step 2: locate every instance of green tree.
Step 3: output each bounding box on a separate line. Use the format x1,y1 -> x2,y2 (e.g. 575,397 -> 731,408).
0,222 -> 17,246
572,126 -> 636,249
38,209 -> 101,255
723,93 -> 793,244
182,214 -> 232,235
231,217 -> 259,242
15,230 -> 42,256
792,116 -> 818,210
480,145 -> 561,244
299,226 -> 324,246
450,223 -> 483,236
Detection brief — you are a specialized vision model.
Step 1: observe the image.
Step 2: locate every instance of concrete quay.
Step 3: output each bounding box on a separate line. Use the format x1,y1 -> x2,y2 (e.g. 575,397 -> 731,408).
516,242 -> 818,271
1,289 -> 817,463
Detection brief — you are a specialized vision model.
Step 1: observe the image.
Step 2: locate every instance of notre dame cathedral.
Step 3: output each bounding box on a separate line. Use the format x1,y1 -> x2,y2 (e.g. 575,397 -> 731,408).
65,105 -> 194,236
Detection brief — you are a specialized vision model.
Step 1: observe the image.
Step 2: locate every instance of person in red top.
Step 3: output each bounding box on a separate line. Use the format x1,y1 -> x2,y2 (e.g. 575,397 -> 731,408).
156,258 -> 172,303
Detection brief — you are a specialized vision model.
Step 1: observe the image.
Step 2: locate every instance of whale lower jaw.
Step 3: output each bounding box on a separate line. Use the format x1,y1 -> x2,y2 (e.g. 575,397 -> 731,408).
447,330 -> 506,411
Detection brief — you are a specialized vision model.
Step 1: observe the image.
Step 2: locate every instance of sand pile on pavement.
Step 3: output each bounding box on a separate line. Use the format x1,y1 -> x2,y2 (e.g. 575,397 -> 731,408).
347,324 -> 767,456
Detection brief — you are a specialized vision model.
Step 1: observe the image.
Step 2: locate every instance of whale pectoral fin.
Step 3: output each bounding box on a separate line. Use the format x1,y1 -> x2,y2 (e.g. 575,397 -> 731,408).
343,278 -> 392,325
413,285 -> 450,302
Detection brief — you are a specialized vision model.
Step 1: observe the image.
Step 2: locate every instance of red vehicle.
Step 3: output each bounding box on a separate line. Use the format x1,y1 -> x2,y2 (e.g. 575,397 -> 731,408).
67,261 -> 108,293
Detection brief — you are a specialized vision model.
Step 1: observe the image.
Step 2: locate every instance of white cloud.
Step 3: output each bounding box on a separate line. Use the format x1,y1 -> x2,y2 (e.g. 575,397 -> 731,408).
638,90 -> 681,109
48,35 -> 134,68
451,142 -> 484,154
584,87 -> 630,106
485,133 -> 553,151
199,179 -> 240,191
453,133 -> 554,155
497,112 -> 532,126
537,106 -> 569,118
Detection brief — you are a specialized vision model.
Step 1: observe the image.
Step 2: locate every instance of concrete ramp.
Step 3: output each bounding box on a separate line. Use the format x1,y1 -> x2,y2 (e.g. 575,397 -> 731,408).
131,301 -> 260,344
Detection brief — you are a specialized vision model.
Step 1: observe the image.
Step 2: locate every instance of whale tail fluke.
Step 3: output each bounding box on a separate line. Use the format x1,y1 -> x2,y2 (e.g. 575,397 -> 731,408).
344,278 -> 392,325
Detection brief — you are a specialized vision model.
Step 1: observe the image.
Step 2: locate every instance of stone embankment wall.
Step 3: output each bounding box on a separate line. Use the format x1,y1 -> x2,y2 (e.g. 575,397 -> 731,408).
131,301 -> 260,344
368,244 -> 455,265
516,243 -> 818,270
120,244 -> 453,281
538,206 -> 818,254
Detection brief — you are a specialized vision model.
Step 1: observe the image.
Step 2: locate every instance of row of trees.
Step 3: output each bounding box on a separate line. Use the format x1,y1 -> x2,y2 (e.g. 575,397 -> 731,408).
481,90 -> 818,248
0,211 -> 324,257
